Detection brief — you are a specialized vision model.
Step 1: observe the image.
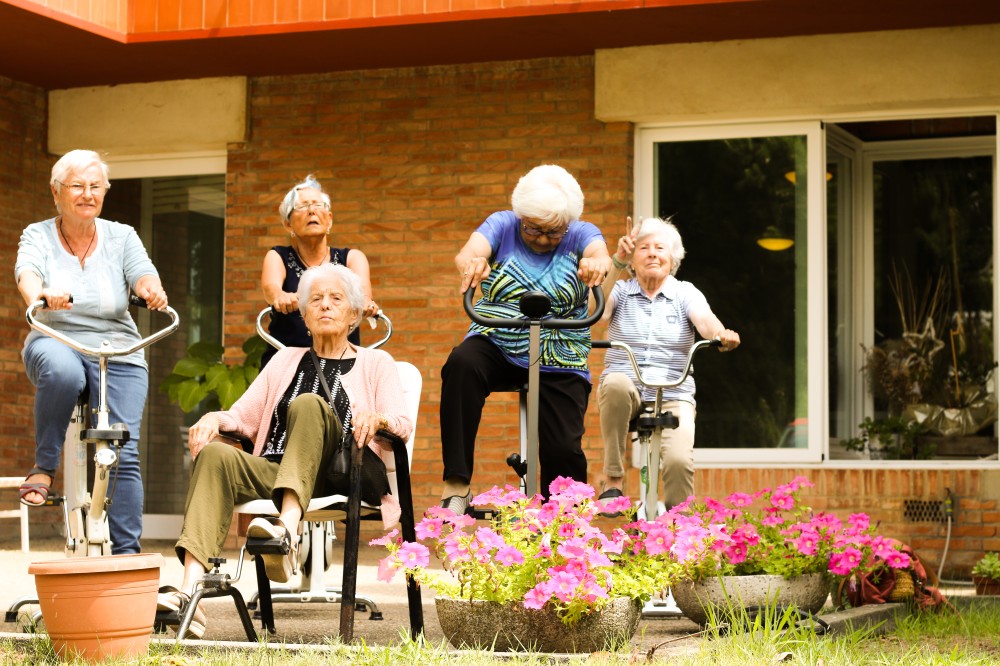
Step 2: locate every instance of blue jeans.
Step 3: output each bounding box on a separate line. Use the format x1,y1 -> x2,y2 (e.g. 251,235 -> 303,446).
24,336 -> 149,555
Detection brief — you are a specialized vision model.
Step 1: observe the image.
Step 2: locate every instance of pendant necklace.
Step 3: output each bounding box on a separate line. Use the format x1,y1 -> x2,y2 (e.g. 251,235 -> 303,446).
58,218 -> 96,268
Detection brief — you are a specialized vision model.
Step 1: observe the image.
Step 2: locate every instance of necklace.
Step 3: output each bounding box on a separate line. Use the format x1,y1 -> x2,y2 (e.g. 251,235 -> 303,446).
295,245 -> 329,270
58,218 -> 96,268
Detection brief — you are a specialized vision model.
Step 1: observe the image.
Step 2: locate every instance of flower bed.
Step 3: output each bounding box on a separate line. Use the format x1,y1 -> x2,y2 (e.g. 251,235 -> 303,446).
374,476 -> 912,626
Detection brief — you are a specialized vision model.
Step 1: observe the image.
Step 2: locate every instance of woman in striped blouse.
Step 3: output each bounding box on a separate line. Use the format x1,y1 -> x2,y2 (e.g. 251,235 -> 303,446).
596,217 -> 740,512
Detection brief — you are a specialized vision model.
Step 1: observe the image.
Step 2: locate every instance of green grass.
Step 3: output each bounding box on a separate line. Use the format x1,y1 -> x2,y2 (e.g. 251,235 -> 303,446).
3,601 -> 1000,665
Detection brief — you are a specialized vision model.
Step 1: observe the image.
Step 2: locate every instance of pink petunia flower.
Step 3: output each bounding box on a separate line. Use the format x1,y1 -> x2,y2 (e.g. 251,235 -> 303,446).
495,545 -> 525,566
397,542 -> 430,569
368,529 -> 399,547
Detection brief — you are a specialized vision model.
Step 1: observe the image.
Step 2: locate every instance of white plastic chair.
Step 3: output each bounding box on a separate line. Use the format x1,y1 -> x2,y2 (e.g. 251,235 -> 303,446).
232,360 -> 423,641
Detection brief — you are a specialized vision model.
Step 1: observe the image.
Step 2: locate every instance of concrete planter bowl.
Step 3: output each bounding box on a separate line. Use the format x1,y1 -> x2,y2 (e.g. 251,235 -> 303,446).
673,573 -> 830,626
29,553 -> 163,663
435,596 -> 642,653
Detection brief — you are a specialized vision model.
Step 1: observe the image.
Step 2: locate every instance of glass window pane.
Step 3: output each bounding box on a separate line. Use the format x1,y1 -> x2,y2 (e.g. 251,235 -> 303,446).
654,136 -> 808,448
870,156 -> 994,436
827,149 -> 854,442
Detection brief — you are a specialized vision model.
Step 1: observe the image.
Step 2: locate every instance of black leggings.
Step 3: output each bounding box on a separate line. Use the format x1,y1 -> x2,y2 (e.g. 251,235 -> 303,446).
440,335 -> 590,496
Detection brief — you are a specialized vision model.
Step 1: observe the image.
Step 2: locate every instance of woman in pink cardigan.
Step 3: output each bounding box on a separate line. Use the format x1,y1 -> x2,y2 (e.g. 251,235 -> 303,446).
159,263 -> 411,638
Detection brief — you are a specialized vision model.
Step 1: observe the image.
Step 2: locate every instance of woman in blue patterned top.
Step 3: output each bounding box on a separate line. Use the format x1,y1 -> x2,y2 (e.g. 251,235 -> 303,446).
597,217 -> 740,512
260,176 -> 379,366
439,164 -> 612,515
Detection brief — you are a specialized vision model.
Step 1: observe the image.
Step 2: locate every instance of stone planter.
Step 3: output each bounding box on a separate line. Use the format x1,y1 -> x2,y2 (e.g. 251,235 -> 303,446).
29,553 -> 163,663
435,596 -> 642,653
673,573 -> 830,626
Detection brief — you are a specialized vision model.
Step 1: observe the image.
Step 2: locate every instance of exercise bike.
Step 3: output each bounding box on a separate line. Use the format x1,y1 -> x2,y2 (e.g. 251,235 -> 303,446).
463,285 -> 604,498
6,295 -> 179,626
592,335 -> 722,617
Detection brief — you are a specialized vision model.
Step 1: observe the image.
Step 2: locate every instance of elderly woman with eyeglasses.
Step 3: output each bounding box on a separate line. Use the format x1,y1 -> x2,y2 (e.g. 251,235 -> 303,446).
14,149 -> 168,555
596,217 -> 739,512
260,175 -> 379,367
439,164 -> 612,515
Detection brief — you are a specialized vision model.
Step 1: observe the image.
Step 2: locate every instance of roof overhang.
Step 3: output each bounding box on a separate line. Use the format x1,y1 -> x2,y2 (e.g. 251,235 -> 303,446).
3,0 -> 1000,89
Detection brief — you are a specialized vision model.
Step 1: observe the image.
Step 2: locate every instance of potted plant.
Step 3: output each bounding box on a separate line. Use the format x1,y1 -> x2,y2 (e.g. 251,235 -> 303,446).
658,476 -> 912,624
374,478 -> 666,652
374,476 -> 911,641
159,335 -> 269,413
859,267 -> 997,458
971,552 -> 1000,595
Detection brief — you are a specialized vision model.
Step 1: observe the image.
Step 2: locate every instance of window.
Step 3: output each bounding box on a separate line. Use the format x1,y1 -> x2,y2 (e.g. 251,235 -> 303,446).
101,162 -> 226,525
637,123 -> 825,464
638,117 -> 997,465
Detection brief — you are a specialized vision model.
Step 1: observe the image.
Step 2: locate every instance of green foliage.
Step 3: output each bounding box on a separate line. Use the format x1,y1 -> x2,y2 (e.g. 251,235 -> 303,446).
159,335 -> 268,412
972,552 -> 1000,582
841,416 -> 931,460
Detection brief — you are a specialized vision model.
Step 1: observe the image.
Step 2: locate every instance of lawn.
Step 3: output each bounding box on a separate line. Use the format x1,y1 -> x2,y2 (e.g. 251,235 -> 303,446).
3,598 -> 999,665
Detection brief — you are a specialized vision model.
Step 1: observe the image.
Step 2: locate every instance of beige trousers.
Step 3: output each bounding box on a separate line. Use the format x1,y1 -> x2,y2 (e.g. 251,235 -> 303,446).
597,372 -> 696,510
174,393 -> 341,567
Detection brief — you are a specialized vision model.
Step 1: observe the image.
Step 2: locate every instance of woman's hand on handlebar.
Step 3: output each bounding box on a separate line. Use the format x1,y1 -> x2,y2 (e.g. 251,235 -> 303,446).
272,291 -> 299,314
459,257 -> 490,293
578,255 -> 613,287
188,413 -> 220,460
39,288 -> 72,311
716,329 -> 741,352
134,280 -> 169,311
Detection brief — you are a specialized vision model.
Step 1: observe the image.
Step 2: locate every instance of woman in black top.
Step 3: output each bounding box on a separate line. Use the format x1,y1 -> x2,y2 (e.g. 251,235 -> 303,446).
260,175 -> 379,366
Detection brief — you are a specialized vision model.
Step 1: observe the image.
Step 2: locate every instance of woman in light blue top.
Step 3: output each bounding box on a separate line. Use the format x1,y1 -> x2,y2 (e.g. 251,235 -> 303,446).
14,149 -> 168,555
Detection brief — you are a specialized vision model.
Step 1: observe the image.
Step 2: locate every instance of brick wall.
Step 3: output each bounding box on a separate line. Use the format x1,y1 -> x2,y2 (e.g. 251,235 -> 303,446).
0,75 -> 53,537
225,55 -> 631,521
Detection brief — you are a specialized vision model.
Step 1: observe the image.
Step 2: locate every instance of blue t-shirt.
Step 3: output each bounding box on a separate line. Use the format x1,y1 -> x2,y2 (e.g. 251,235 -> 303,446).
466,210 -> 604,379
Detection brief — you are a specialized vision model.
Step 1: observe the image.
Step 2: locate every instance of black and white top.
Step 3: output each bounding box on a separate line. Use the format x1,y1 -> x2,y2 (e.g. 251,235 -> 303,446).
261,353 -> 356,461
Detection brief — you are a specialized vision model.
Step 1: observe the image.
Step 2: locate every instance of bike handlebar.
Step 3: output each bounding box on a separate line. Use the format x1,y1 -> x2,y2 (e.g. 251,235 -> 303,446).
27,298 -> 180,358
462,284 -> 605,329
256,307 -> 393,350
592,337 -> 722,389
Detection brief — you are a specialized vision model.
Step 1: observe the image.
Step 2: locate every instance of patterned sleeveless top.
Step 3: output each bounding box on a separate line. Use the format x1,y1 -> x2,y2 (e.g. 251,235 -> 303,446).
261,245 -> 359,367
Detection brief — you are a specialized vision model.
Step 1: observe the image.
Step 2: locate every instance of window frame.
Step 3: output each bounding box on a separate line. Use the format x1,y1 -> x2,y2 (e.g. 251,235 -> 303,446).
636,122 -> 827,465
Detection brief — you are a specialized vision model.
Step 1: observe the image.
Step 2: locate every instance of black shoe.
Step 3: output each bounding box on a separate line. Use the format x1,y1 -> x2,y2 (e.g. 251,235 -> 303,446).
598,487 -> 625,518
441,491 -> 472,516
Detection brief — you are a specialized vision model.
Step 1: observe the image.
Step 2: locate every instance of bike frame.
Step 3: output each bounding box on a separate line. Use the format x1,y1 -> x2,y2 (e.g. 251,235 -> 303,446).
592,337 -> 721,521
26,299 -> 179,556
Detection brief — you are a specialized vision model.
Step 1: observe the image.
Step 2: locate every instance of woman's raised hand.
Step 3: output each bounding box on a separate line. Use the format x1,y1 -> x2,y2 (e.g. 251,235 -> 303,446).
615,216 -> 639,266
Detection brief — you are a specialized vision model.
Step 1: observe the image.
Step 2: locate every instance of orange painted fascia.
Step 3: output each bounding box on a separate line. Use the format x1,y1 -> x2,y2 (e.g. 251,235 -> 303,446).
4,0 -> 126,42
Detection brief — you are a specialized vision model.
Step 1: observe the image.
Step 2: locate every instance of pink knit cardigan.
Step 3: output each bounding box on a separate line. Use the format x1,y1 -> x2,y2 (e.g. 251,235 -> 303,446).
216,346 -> 413,527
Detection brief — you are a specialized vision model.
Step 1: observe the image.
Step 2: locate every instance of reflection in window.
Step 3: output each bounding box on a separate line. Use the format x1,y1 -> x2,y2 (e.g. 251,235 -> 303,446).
870,157 -> 994,437
655,136 -> 808,448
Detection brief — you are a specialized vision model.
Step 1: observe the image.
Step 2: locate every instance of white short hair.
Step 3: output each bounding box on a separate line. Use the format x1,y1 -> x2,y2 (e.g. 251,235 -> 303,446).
51,150 -> 110,191
297,263 -> 364,332
279,175 -> 332,221
510,164 -> 584,226
636,217 -> 685,276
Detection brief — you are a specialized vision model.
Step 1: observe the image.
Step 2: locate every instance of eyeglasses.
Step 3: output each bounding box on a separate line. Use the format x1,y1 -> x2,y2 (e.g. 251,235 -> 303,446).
293,201 -> 330,213
59,182 -> 106,196
521,222 -> 568,240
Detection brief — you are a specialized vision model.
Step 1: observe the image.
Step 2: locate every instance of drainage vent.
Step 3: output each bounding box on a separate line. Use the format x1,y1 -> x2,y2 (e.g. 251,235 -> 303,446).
903,499 -> 945,522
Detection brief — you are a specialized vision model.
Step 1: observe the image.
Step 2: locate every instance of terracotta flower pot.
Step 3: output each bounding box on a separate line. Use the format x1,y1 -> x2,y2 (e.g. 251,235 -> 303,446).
435,596 -> 642,652
673,573 -> 830,626
29,553 -> 164,663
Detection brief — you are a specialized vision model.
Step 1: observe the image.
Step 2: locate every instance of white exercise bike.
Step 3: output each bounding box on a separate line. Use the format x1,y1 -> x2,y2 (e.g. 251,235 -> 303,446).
592,336 -> 722,617
6,296 -> 178,626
